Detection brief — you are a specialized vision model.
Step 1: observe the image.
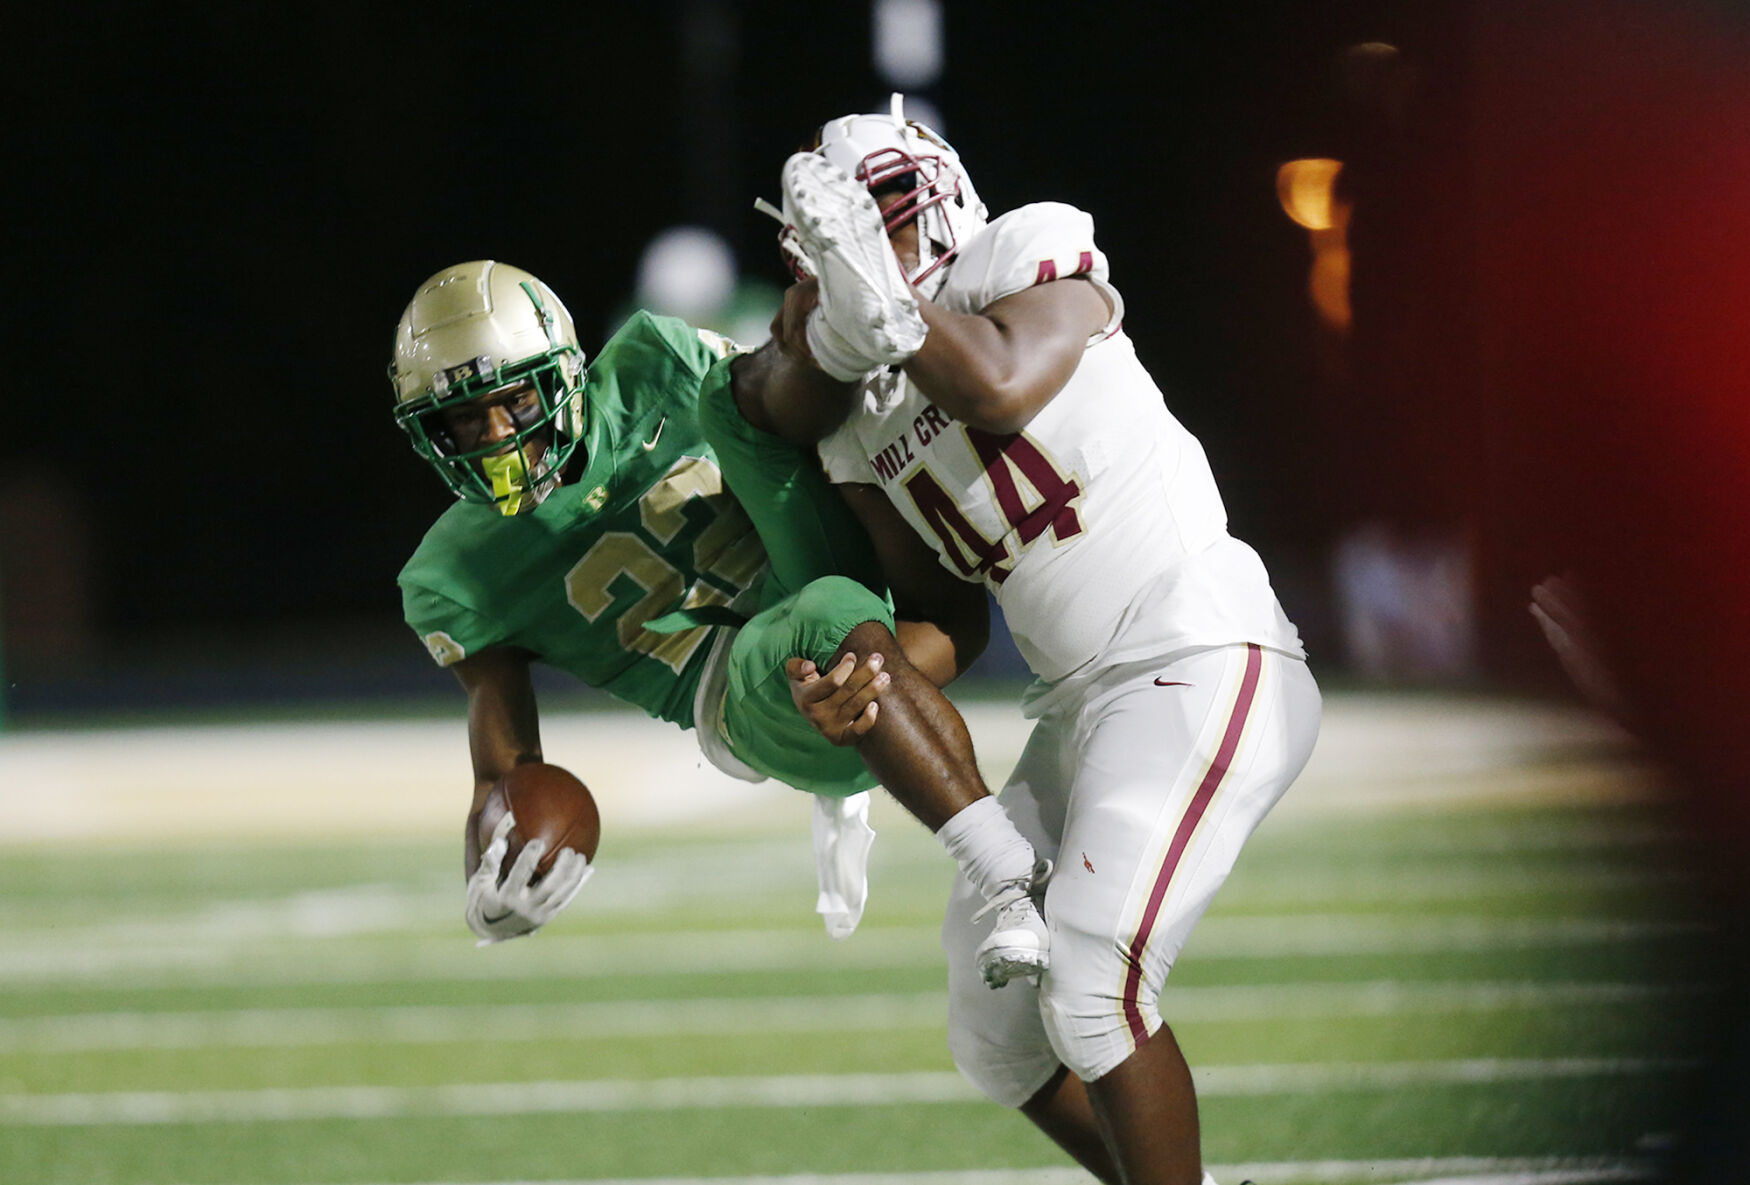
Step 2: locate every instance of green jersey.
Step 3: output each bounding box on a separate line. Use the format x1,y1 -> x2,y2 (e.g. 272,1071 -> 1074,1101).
398,312 -> 764,727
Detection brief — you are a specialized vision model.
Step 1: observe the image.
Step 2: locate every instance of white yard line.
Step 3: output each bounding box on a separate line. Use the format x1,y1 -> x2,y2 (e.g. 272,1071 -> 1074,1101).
0,871 -> 1693,956
191,1162 -> 1657,1185
0,981 -> 1703,1053
1183,915 -> 1705,958
0,914 -> 1705,989
1377,1172 -> 1650,1185
0,1059 -> 1696,1126
0,925 -> 940,986
1196,1057 -> 1696,1092
0,993 -> 948,1052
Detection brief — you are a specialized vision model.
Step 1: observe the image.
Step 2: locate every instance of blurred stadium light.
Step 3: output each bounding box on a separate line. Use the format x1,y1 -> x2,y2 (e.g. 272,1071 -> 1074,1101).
1277,157 -> 1352,333
1277,157 -> 1344,232
872,0 -> 942,90
636,226 -> 737,323
628,225 -> 780,348
871,0 -> 945,135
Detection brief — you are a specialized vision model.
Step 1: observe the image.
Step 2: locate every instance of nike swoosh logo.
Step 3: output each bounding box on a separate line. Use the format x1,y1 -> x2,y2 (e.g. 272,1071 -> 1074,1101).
482,911 -> 514,925
641,417 -> 666,451
1153,678 -> 1192,687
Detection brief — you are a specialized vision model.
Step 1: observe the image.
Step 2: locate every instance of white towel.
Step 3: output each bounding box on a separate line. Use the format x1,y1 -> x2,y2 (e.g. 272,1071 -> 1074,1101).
812,791 -> 877,939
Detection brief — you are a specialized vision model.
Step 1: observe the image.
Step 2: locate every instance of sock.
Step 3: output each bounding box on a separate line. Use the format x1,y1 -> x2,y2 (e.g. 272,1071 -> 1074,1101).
935,797 -> 1036,902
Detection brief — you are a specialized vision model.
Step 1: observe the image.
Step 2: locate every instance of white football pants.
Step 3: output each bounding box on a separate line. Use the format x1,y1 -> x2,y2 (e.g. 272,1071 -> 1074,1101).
943,643 -> 1321,1103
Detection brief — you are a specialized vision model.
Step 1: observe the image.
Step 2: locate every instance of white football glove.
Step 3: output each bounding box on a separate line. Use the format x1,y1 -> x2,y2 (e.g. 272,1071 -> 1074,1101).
465,814 -> 593,946
753,192 -> 885,382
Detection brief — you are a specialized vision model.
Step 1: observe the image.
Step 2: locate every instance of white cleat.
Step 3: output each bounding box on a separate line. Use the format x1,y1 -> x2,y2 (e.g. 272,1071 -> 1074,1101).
972,859 -> 1052,989
780,151 -> 928,381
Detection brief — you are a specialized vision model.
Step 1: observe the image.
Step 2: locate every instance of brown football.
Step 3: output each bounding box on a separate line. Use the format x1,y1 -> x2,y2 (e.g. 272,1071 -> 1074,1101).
476,762 -> 601,879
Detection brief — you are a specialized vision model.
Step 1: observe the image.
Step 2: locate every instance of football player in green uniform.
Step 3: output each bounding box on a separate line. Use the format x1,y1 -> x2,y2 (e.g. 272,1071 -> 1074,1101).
391,260 -> 1047,970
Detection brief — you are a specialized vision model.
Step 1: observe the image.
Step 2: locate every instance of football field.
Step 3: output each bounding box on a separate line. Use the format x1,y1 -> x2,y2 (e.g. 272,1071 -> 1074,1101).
0,691 -> 1705,1185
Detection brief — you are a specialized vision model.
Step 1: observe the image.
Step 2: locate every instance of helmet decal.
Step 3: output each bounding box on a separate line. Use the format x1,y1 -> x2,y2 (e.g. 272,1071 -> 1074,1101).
520,280 -> 559,346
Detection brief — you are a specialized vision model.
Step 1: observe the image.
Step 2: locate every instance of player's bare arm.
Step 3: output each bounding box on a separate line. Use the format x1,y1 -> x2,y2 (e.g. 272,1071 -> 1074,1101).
788,481 -> 990,744
728,323 -> 858,445
774,162 -> 1107,435
449,645 -> 543,876
448,644 -> 593,944
905,278 -> 1111,435
843,479 -> 989,686
770,277 -> 821,366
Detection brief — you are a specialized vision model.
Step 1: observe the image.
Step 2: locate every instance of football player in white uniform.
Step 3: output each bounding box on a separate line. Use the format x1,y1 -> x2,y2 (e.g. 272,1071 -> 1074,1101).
771,98 -> 1322,1185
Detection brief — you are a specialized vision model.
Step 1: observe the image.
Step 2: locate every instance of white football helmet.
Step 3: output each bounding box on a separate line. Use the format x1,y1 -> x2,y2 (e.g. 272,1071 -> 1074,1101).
811,94 -> 988,297
389,261 -> 586,513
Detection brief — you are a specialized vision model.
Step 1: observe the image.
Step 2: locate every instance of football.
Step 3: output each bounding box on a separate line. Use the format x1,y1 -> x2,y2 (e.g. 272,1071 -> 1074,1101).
477,762 -> 601,879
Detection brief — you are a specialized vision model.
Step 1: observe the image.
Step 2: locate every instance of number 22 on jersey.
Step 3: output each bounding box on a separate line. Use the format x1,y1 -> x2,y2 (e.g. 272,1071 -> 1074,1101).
563,457 -> 763,673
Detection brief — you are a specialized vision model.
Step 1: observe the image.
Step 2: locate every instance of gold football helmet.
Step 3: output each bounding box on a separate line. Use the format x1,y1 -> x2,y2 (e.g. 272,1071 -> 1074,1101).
390,261 -> 586,512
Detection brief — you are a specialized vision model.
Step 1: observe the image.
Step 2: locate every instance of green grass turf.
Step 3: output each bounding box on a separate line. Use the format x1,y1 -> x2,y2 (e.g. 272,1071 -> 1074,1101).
0,1084 -> 1692,1185
0,724 -> 1710,1185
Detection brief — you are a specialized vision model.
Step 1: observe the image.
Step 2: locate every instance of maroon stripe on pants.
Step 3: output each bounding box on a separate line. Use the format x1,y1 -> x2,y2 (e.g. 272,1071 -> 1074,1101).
1121,644 -> 1263,1043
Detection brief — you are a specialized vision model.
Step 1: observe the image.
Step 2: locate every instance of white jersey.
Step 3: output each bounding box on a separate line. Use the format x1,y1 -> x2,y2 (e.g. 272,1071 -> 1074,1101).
817,202 -> 1304,685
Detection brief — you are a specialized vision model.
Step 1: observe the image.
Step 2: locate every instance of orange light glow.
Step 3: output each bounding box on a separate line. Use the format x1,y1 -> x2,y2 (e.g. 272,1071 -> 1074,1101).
1277,159 -> 1353,333
1277,158 -> 1345,230
1308,238 -> 1352,333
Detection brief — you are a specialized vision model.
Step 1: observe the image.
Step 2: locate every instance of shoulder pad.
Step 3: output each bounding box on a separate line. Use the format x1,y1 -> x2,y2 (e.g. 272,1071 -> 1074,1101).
938,203 -> 1108,313
604,311 -> 739,375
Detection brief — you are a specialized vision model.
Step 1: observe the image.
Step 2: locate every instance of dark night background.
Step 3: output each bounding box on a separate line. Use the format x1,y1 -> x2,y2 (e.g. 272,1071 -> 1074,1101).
12,3 -> 1750,1176
8,0 -> 1750,764
8,0 -> 1467,711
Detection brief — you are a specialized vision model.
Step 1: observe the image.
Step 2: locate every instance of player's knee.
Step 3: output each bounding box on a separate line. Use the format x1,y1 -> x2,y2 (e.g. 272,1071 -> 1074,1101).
1039,969 -> 1159,1084
941,879 -> 1060,1107
794,574 -> 885,619
789,576 -> 893,665
832,616 -> 898,663
944,961 -> 1061,1108
946,1008 -> 1063,1108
